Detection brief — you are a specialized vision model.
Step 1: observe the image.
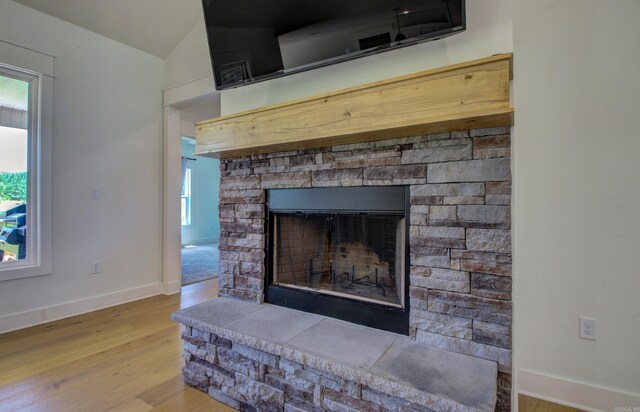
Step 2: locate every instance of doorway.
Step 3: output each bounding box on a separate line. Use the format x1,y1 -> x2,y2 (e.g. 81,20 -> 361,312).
162,85 -> 220,294
180,136 -> 220,286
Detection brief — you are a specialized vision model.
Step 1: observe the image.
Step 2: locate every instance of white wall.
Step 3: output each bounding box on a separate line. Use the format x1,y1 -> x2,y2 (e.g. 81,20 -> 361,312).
0,0 -> 164,329
163,18 -> 217,109
181,139 -> 220,246
164,18 -> 212,91
220,1 -> 513,115
513,0 -> 640,408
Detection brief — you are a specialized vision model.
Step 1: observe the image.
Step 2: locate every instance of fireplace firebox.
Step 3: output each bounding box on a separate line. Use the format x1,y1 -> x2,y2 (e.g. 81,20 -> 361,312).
266,186 -> 409,334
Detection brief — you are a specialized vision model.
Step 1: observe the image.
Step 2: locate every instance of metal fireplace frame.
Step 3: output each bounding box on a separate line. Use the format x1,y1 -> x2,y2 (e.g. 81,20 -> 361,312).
265,186 -> 410,335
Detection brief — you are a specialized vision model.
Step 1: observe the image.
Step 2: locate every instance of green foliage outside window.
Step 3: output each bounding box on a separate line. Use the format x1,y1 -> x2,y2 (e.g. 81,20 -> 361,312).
0,172 -> 27,202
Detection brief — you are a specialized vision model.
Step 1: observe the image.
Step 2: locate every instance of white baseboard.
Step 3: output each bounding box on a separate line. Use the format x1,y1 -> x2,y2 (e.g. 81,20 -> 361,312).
518,369 -> 640,412
0,282 -> 164,334
164,280 -> 182,295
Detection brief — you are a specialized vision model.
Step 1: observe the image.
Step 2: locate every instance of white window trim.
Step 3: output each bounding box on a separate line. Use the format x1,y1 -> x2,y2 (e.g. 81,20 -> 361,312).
181,167 -> 192,227
0,52 -> 53,281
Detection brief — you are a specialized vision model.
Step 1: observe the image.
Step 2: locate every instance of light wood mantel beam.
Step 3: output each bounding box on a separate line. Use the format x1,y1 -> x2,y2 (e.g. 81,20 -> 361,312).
195,54 -> 513,159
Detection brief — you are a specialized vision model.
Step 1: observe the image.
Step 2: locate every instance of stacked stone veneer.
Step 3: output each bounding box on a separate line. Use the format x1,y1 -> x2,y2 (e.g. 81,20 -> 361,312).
181,326 -> 459,412
214,127 -> 512,411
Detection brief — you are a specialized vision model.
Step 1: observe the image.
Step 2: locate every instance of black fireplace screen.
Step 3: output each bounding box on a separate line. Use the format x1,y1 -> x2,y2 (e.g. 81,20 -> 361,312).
272,213 -> 405,308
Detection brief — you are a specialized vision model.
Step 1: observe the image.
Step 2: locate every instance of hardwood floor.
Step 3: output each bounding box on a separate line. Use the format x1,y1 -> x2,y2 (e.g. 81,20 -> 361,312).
519,394 -> 585,412
0,279 -> 233,411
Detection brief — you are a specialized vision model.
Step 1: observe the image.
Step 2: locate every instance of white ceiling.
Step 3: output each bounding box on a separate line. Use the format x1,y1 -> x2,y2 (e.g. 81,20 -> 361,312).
12,0 -> 203,58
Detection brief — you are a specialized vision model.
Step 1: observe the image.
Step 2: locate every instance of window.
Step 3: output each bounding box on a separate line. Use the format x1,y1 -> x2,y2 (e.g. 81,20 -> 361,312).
0,51 -> 53,281
0,70 -> 29,264
181,168 -> 192,226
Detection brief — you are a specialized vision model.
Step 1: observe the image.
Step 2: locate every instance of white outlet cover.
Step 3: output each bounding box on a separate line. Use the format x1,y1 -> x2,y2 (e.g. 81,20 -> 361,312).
91,261 -> 102,274
579,316 -> 597,340
91,187 -> 102,199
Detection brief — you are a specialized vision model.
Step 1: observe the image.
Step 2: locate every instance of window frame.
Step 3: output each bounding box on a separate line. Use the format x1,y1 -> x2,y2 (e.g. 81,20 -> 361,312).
181,167 -> 192,227
0,60 -> 52,281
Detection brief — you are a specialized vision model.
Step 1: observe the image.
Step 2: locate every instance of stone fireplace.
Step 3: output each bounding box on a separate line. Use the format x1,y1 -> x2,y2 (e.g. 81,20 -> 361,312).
172,55 -> 514,411
266,186 -> 409,334
210,127 -> 512,409
174,128 -> 512,411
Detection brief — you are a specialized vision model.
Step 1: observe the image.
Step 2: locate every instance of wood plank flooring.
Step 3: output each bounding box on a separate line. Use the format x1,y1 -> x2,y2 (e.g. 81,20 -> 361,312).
0,279 -> 233,411
519,394 -> 585,412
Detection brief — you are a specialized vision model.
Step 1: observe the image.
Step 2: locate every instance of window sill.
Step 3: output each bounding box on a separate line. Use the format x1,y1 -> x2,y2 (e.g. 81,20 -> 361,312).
0,260 -> 52,282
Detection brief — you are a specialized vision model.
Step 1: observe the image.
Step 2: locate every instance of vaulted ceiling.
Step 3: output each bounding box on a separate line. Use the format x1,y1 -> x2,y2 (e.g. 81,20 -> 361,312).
12,0 -> 203,58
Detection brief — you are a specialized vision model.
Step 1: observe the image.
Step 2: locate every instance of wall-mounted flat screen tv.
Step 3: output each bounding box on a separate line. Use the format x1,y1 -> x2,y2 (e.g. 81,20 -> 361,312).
202,0 -> 466,90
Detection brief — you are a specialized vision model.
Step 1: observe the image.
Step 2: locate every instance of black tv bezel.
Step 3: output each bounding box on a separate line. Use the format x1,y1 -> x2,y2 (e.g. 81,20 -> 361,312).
202,0 -> 466,91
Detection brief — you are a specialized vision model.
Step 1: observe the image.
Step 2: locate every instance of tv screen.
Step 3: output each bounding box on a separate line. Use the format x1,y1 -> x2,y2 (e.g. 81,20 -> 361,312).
202,0 -> 466,90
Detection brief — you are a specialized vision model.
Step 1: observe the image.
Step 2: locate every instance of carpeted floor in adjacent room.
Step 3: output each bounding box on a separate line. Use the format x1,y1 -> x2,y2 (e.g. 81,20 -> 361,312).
181,243 -> 219,286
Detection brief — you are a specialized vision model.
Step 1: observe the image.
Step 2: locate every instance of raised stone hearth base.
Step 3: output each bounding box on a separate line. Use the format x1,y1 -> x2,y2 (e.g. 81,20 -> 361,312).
172,298 -> 498,412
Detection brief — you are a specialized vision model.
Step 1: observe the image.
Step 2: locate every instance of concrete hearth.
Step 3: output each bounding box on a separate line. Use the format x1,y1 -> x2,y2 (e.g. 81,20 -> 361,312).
172,297 -> 498,411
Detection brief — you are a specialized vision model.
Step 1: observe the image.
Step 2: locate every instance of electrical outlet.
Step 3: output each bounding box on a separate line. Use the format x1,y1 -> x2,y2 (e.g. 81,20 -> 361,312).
91,187 -> 102,200
579,316 -> 597,340
91,261 -> 102,274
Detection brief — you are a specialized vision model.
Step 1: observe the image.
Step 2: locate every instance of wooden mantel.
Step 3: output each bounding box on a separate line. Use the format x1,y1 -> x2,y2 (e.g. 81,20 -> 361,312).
195,54 -> 513,158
